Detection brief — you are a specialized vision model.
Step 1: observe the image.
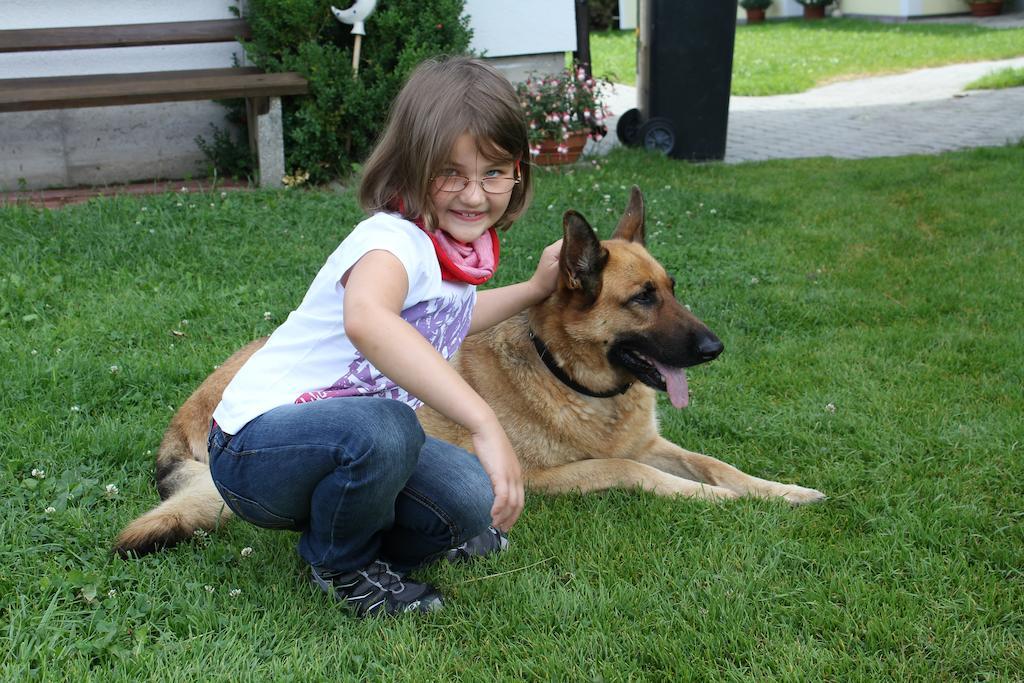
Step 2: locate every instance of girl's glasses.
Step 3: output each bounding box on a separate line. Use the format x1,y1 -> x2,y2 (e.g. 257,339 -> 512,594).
431,174 -> 520,194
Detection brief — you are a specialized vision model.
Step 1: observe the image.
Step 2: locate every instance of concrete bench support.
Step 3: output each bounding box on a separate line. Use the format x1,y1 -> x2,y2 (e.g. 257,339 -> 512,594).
250,96 -> 286,188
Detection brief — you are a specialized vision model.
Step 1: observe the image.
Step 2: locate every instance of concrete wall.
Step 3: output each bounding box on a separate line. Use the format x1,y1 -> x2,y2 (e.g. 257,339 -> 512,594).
1,0 -> 577,191
737,0 -> 805,21
736,0 -> 973,20
843,0 -> 970,17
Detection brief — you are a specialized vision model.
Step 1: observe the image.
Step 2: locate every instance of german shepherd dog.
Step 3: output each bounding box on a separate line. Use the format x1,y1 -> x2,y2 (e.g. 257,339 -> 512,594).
114,187 -> 824,557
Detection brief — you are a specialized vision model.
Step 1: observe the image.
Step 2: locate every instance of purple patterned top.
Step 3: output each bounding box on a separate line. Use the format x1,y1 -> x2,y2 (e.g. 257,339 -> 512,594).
294,294 -> 474,408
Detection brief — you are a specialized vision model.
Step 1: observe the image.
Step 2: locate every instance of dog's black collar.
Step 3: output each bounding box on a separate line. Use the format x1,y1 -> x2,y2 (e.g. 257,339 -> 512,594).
529,329 -> 633,399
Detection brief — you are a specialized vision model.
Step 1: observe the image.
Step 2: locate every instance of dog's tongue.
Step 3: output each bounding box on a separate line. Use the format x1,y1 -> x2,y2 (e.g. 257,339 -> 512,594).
653,361 -> 689,409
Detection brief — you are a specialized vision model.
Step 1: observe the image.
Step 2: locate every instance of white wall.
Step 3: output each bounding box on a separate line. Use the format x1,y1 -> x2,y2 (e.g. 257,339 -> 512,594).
465,0 -> 576,57
0,0 -> 245,77
619,0 -> 638,30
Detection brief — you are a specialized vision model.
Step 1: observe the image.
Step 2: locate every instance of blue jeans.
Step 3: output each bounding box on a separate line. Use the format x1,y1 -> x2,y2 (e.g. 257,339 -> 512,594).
208,398 -> 494,573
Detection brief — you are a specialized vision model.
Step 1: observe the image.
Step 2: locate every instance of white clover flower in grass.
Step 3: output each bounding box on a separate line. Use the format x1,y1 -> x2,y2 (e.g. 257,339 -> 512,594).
109,365 -> 120,374
31,468 -> 45,479
105,484 -> 119,497
710,209 -> 718,215
229,589 -> 241,598
263,311 -> 273,321
826,403 -> 836,414
45,506 -> 56,514
31,349 -> 38,355
108,589 -> 117,598
204,585 -> 215,593
750,277 -> 760,285
241,547 -> 254,558
70,405 -> 80,412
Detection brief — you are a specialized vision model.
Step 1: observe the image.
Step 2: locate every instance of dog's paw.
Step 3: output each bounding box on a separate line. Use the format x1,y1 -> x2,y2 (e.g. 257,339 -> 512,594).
779,484 -> 826,505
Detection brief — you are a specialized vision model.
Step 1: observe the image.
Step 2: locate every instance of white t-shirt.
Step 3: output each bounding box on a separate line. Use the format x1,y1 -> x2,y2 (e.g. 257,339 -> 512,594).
212,212 -> 477,434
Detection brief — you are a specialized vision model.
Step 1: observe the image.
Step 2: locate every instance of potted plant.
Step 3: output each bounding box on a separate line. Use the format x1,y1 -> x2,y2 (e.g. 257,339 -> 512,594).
966,0 -> 1003,16
516,67 -> 611,166
740,0 -> 773,24
795,0 -> 835,20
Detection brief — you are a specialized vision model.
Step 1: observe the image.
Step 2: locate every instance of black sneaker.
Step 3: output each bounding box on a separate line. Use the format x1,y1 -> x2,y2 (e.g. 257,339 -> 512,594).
444,526 -> 510,563
310,560 -> 443,616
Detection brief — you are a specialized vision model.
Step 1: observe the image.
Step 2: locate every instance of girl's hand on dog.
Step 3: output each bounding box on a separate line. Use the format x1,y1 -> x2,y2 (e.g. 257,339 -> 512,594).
529,239 -> 563,300
471,419 -> 524,531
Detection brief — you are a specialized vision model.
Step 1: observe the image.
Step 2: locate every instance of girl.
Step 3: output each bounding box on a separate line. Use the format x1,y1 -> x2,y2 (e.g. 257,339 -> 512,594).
207,56 -> 561,616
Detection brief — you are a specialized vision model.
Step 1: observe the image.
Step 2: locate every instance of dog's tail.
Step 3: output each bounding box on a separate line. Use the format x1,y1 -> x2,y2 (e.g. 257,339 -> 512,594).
113,419 -> 233,557
113,460 -> 231,557
114,339 -> 265,557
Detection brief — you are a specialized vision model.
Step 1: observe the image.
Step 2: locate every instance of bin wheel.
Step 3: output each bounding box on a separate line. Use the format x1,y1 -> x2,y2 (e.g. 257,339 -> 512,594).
640,117 -> 676,155
616,108 -> 643,147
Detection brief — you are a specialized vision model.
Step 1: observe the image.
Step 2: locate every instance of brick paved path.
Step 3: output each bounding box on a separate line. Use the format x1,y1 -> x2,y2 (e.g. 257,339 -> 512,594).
594,56 -> 1024,163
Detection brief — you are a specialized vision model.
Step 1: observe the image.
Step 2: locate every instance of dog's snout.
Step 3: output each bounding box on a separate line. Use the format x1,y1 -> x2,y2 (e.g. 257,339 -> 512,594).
697,335 -> 724,361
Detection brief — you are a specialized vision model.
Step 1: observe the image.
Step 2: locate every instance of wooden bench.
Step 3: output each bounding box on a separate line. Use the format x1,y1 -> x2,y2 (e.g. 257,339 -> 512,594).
0,19 -> 309,187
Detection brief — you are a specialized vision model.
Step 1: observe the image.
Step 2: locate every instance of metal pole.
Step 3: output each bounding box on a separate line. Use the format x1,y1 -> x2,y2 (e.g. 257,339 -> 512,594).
573,0 -> 592,78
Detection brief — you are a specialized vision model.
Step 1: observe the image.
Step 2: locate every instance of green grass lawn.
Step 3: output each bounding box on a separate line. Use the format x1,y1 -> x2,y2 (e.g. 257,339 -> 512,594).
966,65 -> 1024,89
3,146 -> 1023,679
591,19 -> 1024,94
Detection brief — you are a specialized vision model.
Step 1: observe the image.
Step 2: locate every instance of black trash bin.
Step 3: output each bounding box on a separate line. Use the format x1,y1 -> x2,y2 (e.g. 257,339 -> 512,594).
617,0 -> 737,161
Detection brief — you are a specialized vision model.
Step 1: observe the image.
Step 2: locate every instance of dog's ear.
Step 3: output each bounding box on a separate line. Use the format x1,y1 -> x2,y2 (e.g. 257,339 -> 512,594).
611,185 -> 645,245
561,210 -> 608,301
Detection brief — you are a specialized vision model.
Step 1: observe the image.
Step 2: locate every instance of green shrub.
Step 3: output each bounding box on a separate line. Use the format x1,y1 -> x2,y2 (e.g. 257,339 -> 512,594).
195,121 -> 254,181
238,0 -> 472,183
588,0 -> 619,30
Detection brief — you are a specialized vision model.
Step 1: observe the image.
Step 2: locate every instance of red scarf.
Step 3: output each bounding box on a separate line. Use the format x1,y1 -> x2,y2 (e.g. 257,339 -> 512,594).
392,199 -> 501,285
417,221 -> 500,285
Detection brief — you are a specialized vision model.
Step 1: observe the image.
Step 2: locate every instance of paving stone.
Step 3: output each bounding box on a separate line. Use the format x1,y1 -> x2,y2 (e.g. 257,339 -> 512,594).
590,56 -> 1024,165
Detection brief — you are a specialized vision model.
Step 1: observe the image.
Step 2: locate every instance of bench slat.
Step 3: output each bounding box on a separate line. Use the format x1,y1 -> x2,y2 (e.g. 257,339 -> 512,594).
0,19 -> 252,53
0,69 -> 309,113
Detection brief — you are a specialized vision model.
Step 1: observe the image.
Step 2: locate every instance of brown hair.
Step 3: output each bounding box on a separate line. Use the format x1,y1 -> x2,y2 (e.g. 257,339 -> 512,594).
358,55 -> 533,231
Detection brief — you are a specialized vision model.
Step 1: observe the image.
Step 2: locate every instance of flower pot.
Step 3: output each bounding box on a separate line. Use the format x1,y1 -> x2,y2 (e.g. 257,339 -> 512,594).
532,132 -> 589,166
745,8 -> 766,23
802,4 -> 827,19
968,1 -> 1003,16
